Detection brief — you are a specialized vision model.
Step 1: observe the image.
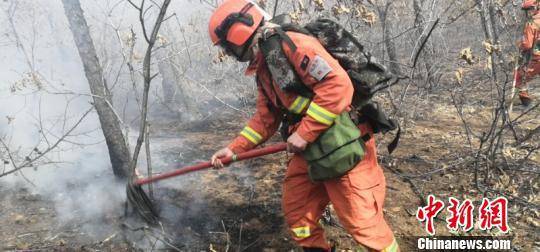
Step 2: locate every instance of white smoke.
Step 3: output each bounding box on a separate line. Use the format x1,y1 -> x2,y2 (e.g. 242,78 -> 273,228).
0,0 -> 219,248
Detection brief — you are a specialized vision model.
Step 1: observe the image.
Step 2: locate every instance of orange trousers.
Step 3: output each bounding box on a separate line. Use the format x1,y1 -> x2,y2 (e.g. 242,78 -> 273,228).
516,60 -> 540,90
282,123 -> 397,251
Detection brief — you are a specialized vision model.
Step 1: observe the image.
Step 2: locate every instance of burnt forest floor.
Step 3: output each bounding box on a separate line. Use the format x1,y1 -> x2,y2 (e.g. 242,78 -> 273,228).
1,86 -> 539,251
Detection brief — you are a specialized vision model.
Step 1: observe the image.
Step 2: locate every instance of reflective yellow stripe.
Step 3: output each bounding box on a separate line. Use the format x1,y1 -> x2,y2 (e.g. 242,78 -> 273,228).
306,102 -> 337,126
382,239 -> 399,252
291,226 -> 310,238
288,96 -> 310,114
240,126 -> 263,144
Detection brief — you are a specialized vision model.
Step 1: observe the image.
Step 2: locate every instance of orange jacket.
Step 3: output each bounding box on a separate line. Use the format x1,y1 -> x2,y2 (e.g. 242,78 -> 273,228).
228,31 -> 354,153
521,17 -> 540,60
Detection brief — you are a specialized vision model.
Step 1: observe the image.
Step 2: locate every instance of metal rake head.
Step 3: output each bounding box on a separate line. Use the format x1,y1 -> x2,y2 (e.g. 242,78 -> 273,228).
126,181 -> 160,225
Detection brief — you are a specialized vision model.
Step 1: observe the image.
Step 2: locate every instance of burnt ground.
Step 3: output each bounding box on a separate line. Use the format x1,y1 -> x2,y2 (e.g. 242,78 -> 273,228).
1,90 -> 539,251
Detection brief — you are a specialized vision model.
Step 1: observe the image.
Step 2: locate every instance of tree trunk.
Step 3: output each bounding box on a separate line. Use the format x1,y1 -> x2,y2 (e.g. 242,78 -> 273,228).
158,54 -> 176,105
378,2 -> 401,75
476,0 -> 498,81
156,46 -> 198,120
412,0 -> 425,28
412,0 -> 438,88
62,0 -> 130,178
488,0 -> 499,44
476,0 -> 491,39
129,0 -> 172,175
412,0 -> 428,74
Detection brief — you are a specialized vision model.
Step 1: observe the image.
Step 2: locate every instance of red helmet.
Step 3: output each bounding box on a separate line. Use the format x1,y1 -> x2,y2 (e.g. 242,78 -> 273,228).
522,0 -> 538,10
208,0 -> 267,46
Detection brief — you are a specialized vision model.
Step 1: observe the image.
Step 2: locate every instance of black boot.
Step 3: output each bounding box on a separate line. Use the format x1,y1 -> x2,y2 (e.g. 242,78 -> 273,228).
519,90 -> 533,107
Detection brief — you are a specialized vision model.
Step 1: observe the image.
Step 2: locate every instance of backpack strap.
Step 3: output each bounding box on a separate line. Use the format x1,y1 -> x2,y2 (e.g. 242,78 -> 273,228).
258,27 -> 314,98
256,75 -> 277,112
270,14 -> 311,35
256,74 -> 302,141
355,103 -> 400,154
274,28 -> 297,52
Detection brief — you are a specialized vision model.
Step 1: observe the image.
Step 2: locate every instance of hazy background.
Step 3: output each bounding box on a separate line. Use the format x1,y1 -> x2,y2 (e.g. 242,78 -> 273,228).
0,0 -> 219,245
1,0 -> 536,250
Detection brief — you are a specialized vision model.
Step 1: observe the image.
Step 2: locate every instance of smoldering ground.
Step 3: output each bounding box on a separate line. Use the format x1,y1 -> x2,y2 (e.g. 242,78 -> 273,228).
2,0 -> 539,251
0,0 -> 260,250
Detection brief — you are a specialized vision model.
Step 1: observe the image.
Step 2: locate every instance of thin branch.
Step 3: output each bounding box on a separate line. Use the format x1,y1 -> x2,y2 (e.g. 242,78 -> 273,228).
129,0 -> 172,176
127,0 -> 141,10
411,18 -> 440,68
272,0 -> 279,18
0,107 -> 93,178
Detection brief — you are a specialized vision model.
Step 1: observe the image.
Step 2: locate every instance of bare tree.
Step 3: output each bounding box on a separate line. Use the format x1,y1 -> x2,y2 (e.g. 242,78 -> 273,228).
412,0 -> 439,88
155,38 -> 199,120
1,108 -> 93,179
62,0 -> 131,178
0,1 -> 96,181
372,1 -> 402,75
126,0 -> 172,177
476,0 -> 499,81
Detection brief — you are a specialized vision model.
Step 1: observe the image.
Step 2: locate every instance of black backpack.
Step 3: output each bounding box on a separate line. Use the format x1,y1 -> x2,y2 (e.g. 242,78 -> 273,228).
258,15 -> 400,153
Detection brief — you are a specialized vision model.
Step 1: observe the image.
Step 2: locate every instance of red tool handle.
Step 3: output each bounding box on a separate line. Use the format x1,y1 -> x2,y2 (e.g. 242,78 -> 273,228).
134,143 -> 287,186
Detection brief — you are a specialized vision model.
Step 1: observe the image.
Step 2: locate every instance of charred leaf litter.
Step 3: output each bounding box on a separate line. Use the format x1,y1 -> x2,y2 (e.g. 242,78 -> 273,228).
122,133 -> 283,250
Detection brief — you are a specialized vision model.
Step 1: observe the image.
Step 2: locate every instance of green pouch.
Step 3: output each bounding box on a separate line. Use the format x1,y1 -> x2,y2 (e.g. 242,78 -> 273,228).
302,112 -> 365,182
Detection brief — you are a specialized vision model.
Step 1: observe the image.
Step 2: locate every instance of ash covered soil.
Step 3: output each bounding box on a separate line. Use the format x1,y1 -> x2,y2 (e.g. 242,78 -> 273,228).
1,97 -> 539,251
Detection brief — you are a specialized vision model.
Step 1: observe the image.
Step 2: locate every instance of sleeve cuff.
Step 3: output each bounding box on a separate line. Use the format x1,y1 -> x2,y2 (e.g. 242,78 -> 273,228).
295,122 -> 321,143
228,136 -> 256,154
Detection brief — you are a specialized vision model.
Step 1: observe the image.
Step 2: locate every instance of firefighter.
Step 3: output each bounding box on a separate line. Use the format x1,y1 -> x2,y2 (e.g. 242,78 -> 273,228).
516,0 -> 540,106
207,0 -> 399,251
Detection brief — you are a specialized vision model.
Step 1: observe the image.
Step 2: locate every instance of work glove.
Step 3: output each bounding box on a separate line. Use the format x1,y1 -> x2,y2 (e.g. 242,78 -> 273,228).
211,147 -> 234,169
287,132 -> 308,153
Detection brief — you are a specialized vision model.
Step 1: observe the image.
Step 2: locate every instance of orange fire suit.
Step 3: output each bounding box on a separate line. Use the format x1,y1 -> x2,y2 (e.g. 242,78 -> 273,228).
227,31 -> 398,251
516,17 -> 540,91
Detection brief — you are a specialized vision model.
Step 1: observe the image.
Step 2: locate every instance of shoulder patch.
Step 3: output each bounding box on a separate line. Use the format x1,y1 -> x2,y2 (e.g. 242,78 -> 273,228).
300,55 -> 310,70
308,55 -> 332,81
